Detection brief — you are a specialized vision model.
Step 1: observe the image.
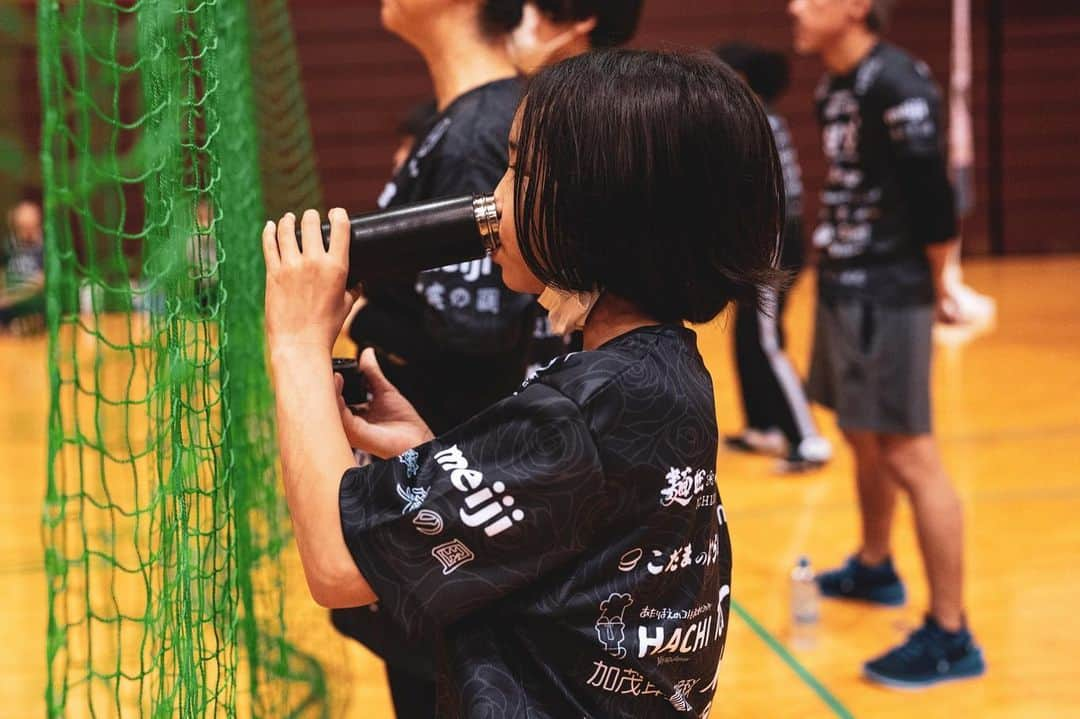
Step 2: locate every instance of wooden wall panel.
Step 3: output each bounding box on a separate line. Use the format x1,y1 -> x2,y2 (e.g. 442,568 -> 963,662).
999,3 -> 1080,253
290,0 -> 1002,254
7,2 -> 1078,255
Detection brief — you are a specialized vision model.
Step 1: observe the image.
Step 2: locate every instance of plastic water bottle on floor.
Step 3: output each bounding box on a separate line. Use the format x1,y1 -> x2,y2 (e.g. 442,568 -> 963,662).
790,555 -> 819,649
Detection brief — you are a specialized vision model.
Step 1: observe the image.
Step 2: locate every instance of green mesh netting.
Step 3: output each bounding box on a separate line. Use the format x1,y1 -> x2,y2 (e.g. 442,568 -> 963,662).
39,0 -> 329,715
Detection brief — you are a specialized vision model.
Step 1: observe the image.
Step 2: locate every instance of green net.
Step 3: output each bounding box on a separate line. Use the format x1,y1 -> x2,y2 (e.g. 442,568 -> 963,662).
39,0 -> 330,715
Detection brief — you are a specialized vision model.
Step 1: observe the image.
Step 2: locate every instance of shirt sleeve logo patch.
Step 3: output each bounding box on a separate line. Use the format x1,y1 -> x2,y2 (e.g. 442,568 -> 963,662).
431,539 -> 475,575
412,509 -> 444,536
396,484 -> 428,514
434,444 -> 525,537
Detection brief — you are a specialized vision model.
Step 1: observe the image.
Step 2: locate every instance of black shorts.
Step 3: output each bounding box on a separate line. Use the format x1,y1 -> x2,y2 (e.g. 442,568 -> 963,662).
807,299 -> 933,435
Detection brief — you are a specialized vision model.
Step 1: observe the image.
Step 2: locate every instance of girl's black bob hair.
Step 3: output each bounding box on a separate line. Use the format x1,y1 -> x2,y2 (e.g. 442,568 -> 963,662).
513,49 -> 786,324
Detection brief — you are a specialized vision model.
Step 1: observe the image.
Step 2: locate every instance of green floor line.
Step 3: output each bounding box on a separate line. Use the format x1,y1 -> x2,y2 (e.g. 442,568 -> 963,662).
731,598 -> 855,719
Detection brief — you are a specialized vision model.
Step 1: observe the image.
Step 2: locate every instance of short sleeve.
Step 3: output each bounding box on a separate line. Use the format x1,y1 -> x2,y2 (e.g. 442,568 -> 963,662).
338,382 -> 608,640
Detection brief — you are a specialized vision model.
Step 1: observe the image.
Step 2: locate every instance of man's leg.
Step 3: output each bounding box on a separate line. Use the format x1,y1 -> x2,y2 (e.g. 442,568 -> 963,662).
880,433 -> 965,631
817,429 -> 906,605
846,430 -> 897,566
862,432 -> 983,688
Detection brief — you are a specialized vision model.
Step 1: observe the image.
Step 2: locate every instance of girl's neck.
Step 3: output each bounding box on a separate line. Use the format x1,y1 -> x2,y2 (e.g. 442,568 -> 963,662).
582,293 -> 661,351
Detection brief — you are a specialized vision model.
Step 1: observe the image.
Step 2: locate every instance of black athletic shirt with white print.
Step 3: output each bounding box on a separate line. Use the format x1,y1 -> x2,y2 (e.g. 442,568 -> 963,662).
353,77 -> 537,358
769,111 -> 803,220
339,325 -> 731,718
814,42 -> 956,305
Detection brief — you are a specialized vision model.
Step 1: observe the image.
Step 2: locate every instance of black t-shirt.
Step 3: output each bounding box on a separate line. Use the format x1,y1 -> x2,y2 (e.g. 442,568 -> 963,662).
813,42 -> 956,305
353,77 -> 537,359
339,325 -> 731,718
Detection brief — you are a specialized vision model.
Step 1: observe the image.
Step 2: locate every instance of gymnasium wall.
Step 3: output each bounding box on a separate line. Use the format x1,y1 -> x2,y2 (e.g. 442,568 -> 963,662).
6,1 -> 1079,254
288,0 -> 1002,253
996,1 -> 1080,253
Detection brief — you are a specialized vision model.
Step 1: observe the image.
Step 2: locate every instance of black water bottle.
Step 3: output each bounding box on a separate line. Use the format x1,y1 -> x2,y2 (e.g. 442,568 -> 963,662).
291,194 -> 501,405
294,194 -> 501,289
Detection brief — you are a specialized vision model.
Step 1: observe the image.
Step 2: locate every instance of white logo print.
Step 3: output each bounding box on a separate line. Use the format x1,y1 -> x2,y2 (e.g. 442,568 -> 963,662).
433,445 -> 525,537
449,287 -> 471,308
595,593 -> 634,659
639,534 -> 720,576
585,661 -> 665,697
398,449 -> 420,478
699,664 -> 721,719
636,584 -> 729,660
436,256 -> 493,282
637,613 -> 715,659
660,467 -> 716,509
585,661 -> 666,697
617,547 -> 643,572
669,678 -> 700,712
396,484 -> 428,514
715,584 -> 731,649
412,509 -> 444,536
431,539 -> 474,575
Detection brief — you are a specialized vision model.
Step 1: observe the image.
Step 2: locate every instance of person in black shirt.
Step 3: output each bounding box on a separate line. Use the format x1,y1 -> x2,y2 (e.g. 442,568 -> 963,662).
338,3 -> 532,715
789,0 -> 985,688
1,201 -> 46,335
262,50 -> 784,717
714,43 -> 832,472
348,0 -> 535,435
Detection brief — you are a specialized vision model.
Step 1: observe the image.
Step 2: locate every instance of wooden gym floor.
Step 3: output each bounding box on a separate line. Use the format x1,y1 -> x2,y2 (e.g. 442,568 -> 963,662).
2,255 -> 1078,717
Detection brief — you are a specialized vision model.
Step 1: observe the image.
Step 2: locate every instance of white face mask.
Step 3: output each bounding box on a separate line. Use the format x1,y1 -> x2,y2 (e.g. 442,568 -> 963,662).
507,4 -> 585,75
538,286 -> 602,334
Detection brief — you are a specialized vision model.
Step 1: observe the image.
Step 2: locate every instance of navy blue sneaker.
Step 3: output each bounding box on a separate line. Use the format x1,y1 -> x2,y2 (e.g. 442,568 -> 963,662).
863,616 -> 986,689
816,555 -> 906,606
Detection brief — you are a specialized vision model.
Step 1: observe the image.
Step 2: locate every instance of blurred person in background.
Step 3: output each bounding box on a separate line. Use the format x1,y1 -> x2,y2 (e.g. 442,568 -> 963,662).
336,2 -> 531,717
714,42 -> 833,473
0,200 -> 46,335
789,0 -> 985,688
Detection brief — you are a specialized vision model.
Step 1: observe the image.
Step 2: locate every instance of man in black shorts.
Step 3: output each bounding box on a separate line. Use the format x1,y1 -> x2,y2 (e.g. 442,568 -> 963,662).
789,0 -> 985,688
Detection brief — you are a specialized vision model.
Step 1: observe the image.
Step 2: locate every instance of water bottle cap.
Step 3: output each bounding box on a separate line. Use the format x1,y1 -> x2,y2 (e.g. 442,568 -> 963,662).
797,555 -> 811,568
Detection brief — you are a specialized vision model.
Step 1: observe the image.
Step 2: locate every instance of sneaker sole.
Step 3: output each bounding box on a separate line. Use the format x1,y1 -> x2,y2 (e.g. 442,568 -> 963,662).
818,588 -> 907,607
775,459 -> 827,474
862,663 -> 986,690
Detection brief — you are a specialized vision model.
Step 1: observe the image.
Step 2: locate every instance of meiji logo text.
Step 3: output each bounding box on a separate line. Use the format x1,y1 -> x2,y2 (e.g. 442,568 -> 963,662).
434,445 -> 524,537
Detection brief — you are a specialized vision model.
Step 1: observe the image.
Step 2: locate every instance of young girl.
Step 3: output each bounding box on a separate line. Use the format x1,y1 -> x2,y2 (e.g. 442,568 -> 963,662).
263,50 -> 783,717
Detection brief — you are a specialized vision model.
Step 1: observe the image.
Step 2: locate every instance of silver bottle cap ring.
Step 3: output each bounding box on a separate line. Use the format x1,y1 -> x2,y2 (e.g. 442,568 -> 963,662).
473,194 -> 501,255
